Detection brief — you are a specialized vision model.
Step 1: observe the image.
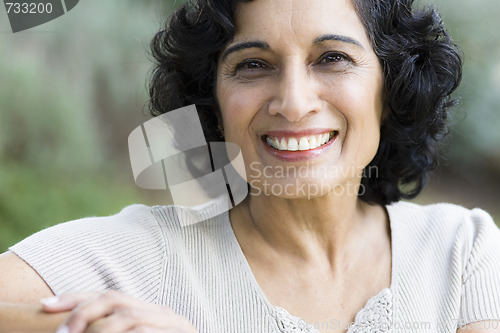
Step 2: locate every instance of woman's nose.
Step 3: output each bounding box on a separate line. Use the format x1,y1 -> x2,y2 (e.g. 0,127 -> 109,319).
268,63 -> 322,122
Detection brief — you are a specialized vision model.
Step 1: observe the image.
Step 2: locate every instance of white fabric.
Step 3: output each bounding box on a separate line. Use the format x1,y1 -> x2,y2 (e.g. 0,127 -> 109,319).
10,201 -> 500,332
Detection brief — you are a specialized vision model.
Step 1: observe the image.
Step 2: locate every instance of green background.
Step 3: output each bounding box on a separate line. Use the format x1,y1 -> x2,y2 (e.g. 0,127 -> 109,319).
0,0 -> 499,251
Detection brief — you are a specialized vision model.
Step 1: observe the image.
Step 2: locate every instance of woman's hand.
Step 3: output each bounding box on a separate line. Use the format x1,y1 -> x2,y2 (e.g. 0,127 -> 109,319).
41,290 -> 197,333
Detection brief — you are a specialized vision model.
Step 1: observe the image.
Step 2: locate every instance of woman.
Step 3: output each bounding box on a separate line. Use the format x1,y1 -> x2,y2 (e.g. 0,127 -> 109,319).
1,0 -> 499,332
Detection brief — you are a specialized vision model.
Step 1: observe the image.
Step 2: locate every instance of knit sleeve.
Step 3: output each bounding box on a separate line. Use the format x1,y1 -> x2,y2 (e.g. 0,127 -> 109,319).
458,208 -> 500,328
9,204 -> 167,304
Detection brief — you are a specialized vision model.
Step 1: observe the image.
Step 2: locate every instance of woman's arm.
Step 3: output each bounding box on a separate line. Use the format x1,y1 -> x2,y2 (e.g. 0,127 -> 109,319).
0,251 -> 54,303
0,303 -> 67,333
0,251 -> 197,333
0,251 -> 69,332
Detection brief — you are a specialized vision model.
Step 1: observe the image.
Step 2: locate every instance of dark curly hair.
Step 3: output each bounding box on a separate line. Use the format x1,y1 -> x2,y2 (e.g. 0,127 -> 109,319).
148,0 -> 463,206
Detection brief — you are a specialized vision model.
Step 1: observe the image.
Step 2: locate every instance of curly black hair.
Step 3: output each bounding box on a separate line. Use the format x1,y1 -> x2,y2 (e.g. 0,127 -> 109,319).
149,0 -> 463,206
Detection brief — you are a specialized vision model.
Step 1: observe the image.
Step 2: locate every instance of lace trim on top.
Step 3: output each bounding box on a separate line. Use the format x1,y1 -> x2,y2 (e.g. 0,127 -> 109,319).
272,288 -> 393,333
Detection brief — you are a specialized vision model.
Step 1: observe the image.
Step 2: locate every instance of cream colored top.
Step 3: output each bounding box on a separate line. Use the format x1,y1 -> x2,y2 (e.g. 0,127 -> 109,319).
10,201 -> 500,332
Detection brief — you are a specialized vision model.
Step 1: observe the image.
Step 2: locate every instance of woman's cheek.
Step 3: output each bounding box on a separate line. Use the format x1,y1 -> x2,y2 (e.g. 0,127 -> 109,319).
221,89 -> 261,135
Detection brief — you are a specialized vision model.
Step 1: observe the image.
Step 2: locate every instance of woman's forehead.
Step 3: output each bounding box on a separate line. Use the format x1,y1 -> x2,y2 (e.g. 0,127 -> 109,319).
234,0 -> 357,21
233,0 -> 370,49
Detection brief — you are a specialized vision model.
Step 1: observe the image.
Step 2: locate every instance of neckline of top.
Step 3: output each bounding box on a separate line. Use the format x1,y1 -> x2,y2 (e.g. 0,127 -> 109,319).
272,287 -> 393,332
221,202 -> 399,329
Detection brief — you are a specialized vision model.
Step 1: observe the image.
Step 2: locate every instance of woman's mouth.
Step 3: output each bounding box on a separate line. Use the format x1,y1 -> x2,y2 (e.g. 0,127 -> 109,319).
263,131 -> 338,151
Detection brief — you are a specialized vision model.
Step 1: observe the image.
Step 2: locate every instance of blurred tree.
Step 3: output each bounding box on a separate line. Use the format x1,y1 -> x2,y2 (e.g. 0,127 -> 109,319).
0,0 -> 498,251
415,0 -> 500,219
0,0 -> 178,251
433,0 -> 500,171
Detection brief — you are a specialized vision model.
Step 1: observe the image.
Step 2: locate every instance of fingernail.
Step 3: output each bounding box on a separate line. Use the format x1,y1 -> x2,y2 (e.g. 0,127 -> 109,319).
56,326 -> 69,333
40,296 -> 59,306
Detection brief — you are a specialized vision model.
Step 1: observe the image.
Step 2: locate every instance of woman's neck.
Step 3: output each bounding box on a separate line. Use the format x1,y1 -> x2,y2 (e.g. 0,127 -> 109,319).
229,186 -> 388,269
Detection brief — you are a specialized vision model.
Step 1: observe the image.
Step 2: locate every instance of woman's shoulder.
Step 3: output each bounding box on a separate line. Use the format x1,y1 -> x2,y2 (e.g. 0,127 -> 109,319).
388,201 -> 500,281
388,201 -> 500,270
388,200 -> 498,236
9,202 -> 229,261
389,201 -> 500,257
388,202 -> 500,327
10,204 -> 164,250
8,203 -> 226,300
11,202 -> 225,243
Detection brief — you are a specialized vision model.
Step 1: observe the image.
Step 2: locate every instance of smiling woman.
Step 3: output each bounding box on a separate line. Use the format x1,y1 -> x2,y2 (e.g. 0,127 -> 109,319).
1,0 -> 500,332
216,0 -> 385,201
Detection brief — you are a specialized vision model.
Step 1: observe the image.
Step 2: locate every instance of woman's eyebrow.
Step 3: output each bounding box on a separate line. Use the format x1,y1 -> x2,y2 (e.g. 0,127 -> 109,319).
221,41 -> 269,61
314,34 -> 365,51
221,35 -> 363,61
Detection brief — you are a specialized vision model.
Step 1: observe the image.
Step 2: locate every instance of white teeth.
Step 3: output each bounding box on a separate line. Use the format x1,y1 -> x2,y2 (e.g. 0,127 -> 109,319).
298,137 -> 310,151
280,138 -> 288,150
288,138 -> 299,151
308,136 -> 317,148
321,133 -> 328,143
272,138 -> 280,149
266,131 -> 337,151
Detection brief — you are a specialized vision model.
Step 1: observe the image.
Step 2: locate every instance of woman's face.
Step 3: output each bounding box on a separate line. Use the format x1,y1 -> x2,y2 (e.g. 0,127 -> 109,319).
216,0 -> 384,199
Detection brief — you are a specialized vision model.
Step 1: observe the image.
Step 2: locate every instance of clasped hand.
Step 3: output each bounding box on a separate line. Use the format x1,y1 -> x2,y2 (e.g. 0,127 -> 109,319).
41,290 -> 197,333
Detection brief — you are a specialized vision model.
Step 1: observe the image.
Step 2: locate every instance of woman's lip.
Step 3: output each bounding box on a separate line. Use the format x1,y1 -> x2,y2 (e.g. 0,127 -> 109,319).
262,132 -> 338,162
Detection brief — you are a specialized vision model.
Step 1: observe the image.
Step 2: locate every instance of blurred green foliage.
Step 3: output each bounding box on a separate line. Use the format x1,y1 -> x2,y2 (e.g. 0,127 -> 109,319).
417,0 -> 500,220
434,0 -> 500,166
0,0 -> 177,251
0,0 -> 499,251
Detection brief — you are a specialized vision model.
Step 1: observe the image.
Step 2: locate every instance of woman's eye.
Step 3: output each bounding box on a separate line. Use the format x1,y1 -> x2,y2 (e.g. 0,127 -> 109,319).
235,60 -> 269,72
319,52 -> 352,65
